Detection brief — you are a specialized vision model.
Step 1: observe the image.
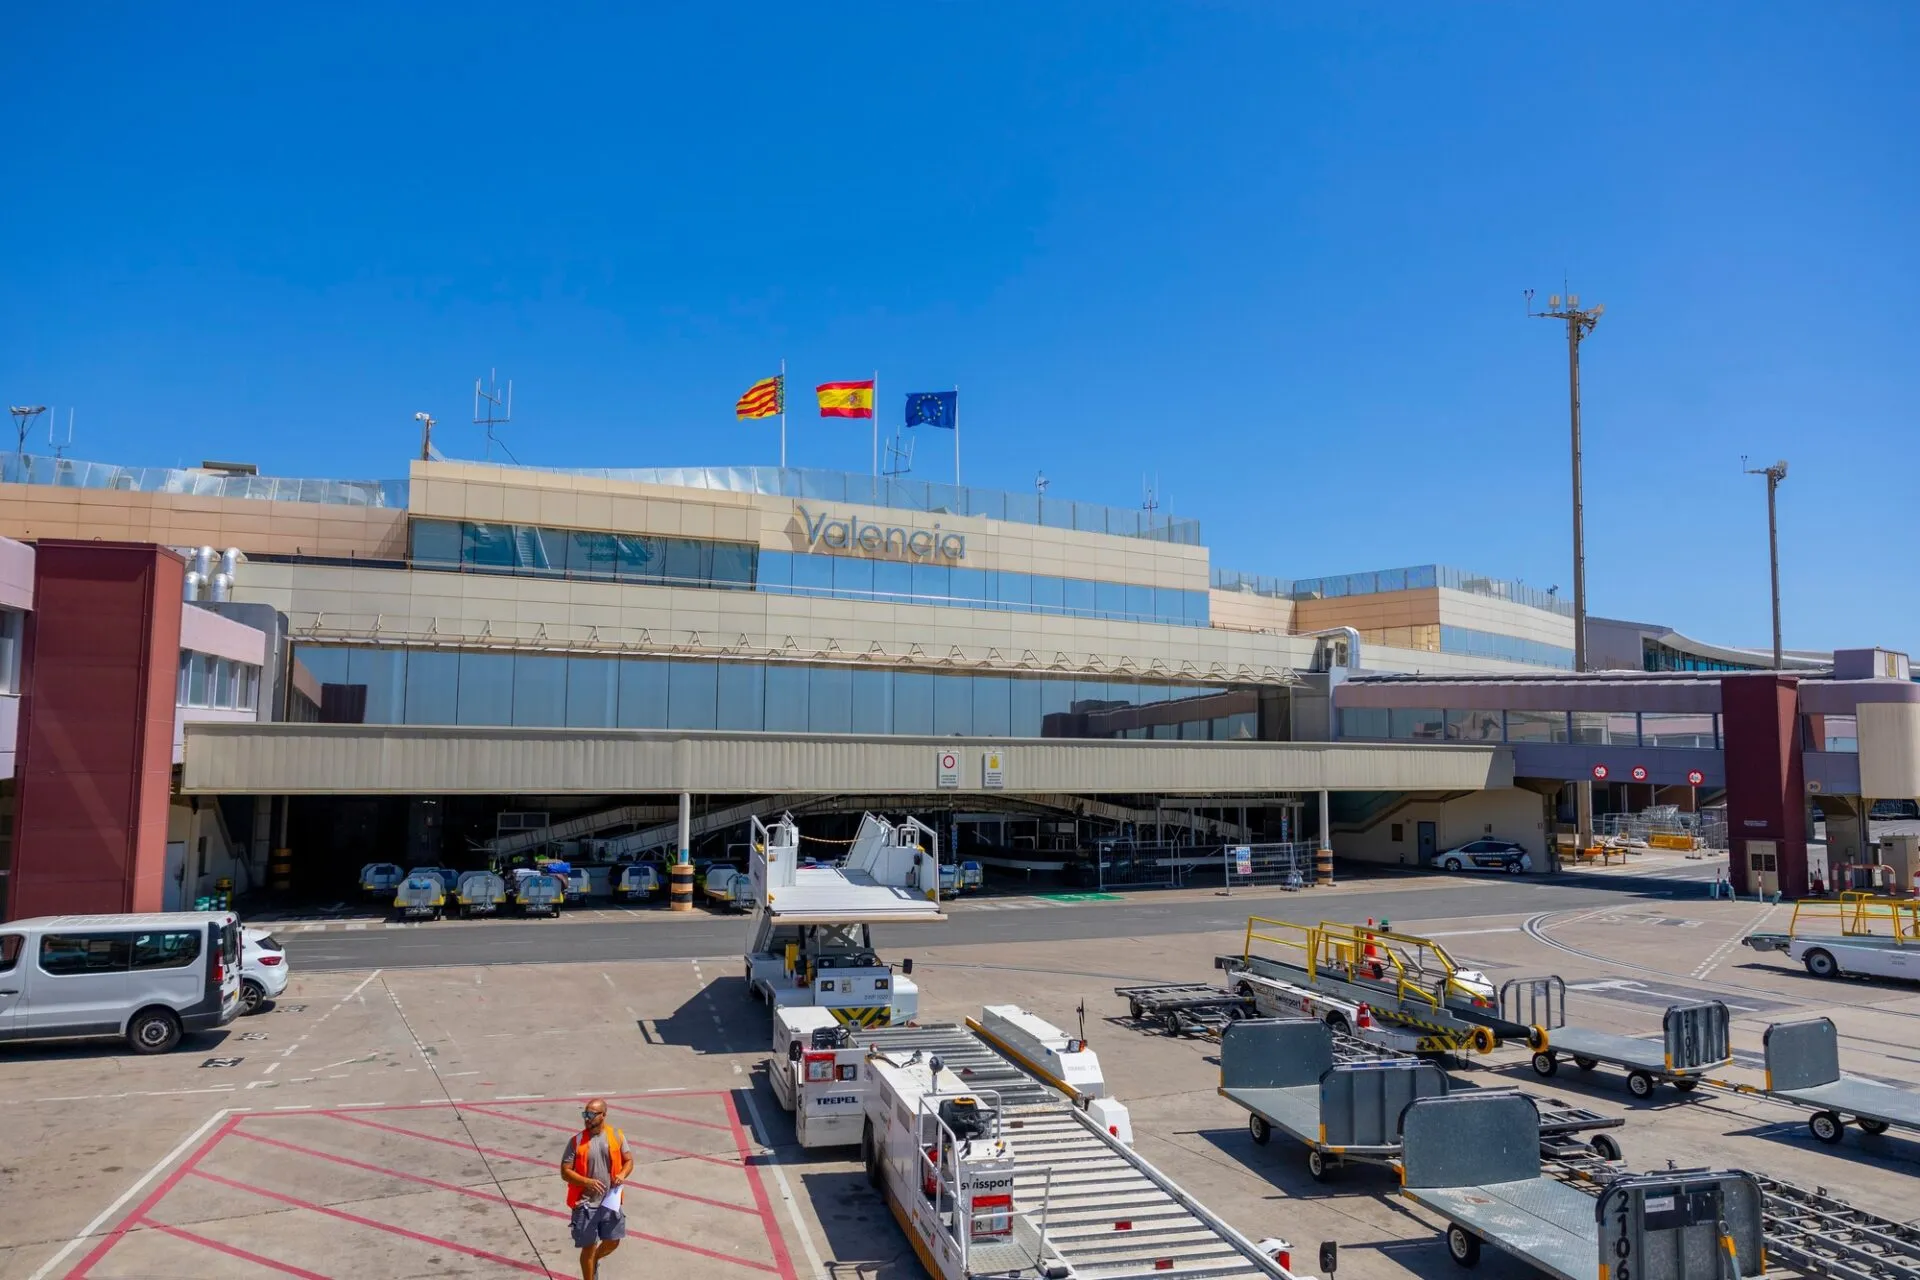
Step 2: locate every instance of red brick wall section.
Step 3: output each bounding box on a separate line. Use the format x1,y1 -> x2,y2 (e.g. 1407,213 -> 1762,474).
7,542 -> 184,919
1719,673 -> 1807,898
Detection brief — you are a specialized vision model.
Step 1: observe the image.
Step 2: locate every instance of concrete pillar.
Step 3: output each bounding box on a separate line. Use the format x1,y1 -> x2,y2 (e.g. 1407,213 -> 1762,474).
1316,789 -> 1333,886
669,791 -> 695,912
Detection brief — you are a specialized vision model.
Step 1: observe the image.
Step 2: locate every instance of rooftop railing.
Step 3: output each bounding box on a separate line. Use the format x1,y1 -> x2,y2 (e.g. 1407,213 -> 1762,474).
1212,563 -> 1573,617
520,463 -> 1202,543
1,454 -> 407,508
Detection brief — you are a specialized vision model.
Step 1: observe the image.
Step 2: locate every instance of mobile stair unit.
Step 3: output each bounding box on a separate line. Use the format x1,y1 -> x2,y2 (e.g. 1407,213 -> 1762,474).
745,812 -> 944,1027
856,1024 -> 1315,1280
1218,918 -> 1549,1055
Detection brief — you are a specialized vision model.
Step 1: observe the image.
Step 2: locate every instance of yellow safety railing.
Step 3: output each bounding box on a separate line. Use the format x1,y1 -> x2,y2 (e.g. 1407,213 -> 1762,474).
1785,895 -> 1920,944
1241,917 -> 1445,1013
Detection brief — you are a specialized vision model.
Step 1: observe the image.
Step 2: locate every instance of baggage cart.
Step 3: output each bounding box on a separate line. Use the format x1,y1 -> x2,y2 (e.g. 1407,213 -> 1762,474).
1398,1091 -> 1765,1277
1751,1017 -> 1920,1145
1528,1000 -> 1733,1100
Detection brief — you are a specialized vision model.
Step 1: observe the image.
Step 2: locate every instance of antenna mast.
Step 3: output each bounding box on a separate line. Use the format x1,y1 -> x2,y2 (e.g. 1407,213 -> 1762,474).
473,369 -> 515,463
9,405 -> 46,464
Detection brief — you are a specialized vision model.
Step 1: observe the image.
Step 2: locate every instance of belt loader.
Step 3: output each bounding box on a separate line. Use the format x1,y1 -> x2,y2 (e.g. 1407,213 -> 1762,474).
1219,918 -> 1549,1055
745,812 -> 945,1027
850,1022 -> 1313,1280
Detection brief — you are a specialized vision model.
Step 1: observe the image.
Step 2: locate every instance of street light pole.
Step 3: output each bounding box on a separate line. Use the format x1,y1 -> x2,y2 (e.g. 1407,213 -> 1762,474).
1744,458 -> 1789,669
1528,289 -> 1604,860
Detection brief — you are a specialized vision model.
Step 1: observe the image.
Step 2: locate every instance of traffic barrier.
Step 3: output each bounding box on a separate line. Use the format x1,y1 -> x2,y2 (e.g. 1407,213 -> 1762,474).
1315,848 -> 1333,886
1648,833 -> 1696,851
269,848 -> 293,892
668,862 -> 694,912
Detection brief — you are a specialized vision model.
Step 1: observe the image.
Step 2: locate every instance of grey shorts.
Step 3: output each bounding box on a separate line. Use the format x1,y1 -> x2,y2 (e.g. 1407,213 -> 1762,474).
571,1203 -> 627,1248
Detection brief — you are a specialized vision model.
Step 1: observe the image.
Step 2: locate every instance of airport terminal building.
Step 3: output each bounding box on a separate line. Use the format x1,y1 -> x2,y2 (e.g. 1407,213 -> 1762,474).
1,451 -> 1914,915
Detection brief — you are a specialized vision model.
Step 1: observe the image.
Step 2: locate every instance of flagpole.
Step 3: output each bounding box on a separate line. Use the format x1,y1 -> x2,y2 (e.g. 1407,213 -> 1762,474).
871,368 -> 879,483
779,357 -> 787,470
953,383 -> 961,487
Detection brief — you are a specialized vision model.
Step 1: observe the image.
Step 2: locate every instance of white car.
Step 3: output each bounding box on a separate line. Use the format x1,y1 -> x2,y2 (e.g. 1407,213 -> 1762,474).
240,926 -> 289,1014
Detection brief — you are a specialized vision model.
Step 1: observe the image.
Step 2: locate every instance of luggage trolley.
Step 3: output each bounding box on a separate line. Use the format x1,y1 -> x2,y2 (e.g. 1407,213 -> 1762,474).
1398,1091 -> 1766,1277
1218,1020 -> 1626,1181
1527,997 -> 1734,1101
1218,1018 -> 1450,1181
1750,1017 -> 1920,1145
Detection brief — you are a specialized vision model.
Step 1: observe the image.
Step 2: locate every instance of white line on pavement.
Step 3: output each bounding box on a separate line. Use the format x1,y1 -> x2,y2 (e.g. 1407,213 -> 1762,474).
26,1107 -> 232,1280
1422,928 -> 1522,937
738,1088 -> 830,1280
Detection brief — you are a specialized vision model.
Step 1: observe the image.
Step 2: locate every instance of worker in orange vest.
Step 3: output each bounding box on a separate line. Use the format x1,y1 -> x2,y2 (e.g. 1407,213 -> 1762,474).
561,1098 -> 633,1279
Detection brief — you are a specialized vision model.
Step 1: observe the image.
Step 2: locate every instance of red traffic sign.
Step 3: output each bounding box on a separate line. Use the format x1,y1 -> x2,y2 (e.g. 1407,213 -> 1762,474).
1687,769 -> 1704,786
1591,764 -> 1609,780
1631,766 -> 1649,782
940,752 -> 958,770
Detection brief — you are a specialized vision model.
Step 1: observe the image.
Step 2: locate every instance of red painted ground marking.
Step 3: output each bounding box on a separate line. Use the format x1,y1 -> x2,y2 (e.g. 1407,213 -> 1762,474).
187,1168 -> 554,1276
242,1123 -> 763,1217
144,1221 -> 338,1278
222,1134 -> 778,1276
276,1090 -> 732,1117
67,1091 -> 782,1279
65,1115 -> 241,1279
726,1091 -> 800,1280
320,1110 -> 553,1168
460,1104 -> 742,1168
232,1128 -> 565,1218
606,1102 -> 733,1132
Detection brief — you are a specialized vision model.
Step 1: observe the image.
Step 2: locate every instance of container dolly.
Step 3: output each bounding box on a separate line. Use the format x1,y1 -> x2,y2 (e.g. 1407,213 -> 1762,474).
1115,982 -> 1256,1037
1511,987 -> 1734,1101
1398,1091 -> 1766,1277
1740,1017 -> 1920,1145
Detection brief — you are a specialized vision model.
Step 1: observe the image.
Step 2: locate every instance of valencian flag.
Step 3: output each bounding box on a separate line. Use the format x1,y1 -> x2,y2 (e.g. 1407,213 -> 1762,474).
815,379 -> 876,418
734,375 -> 783,420
904,391 -> 957,429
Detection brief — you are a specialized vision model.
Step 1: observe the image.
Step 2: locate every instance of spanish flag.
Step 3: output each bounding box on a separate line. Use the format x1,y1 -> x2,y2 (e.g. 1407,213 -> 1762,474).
735,375 -> 784,420
815,379 -> 876,419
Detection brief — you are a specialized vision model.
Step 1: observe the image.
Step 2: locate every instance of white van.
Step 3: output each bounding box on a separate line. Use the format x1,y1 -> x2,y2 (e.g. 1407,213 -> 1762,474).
0,912 -> 242,1054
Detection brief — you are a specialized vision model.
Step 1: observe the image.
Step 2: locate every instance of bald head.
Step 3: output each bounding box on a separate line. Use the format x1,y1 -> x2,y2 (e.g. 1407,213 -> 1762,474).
582,1097 -> 608,1128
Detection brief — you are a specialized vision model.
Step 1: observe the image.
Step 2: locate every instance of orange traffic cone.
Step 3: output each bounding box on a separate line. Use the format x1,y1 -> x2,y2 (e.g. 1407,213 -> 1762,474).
1356,1002 -> 1373,1030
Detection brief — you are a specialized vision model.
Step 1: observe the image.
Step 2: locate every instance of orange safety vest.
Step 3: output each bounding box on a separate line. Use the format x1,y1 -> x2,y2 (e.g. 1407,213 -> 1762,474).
565,1126 -> 629,1208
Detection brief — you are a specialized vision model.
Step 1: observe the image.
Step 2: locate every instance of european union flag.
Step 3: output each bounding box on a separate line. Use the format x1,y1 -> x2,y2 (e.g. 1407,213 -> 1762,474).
903,390 -> 958,429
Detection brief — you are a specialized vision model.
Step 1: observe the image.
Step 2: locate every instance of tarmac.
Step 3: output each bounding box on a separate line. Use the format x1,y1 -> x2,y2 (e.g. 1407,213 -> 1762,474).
5,855 -> 1916,1280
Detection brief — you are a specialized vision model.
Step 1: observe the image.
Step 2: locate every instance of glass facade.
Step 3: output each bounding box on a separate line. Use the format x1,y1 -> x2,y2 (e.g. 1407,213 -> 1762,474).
1436,626 -> 1574,670
176,652 -> 261,712
293,644 -> 1259,741
1340,707 -> 1724,749
411,520 -> 757,591
1805,713 -> 1858,752
408,518 -> 1208,627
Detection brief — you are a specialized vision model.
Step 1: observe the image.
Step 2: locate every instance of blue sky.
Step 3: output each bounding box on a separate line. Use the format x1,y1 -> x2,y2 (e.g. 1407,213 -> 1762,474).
5,4 -> 1915,651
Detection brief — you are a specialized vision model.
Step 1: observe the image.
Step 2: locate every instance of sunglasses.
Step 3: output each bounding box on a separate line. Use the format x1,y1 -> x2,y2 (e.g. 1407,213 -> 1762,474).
582,1109 -> 606,1121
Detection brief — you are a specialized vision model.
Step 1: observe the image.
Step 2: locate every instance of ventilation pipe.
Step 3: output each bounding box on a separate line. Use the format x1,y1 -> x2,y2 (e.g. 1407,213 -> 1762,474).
193,545 -> 216,578
219,546 -> 244,579
183,571 -> 205,601
209,572 -> 232,602
1296,625 -> 1362,672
